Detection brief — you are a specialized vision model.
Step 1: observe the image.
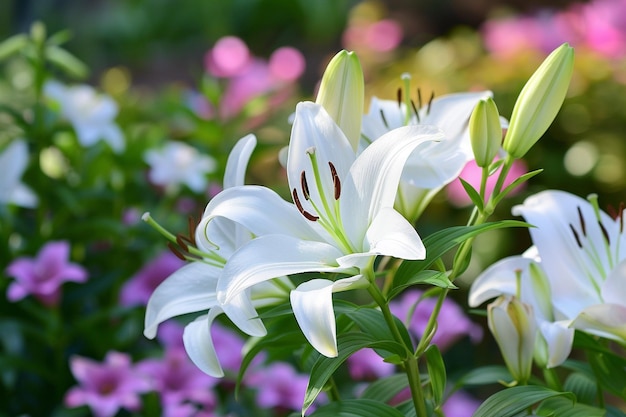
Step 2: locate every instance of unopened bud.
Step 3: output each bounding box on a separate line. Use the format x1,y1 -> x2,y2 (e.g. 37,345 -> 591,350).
470,97 -> 502,167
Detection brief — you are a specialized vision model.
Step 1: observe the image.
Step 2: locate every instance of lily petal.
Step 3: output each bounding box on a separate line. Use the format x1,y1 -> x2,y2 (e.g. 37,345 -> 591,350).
341,125 -> 443,245
468,255 -> 532,307
601,259 -> 626,305
217,234 -> 346,305
144,262 -> 220,339
361,98 -> 407,143
537,319 -> 574,368
290,276 -> 367,357
223,134 -> 256,189
183,311 -> 226,377
364,207 -> 425,260
571,303 -> 626,342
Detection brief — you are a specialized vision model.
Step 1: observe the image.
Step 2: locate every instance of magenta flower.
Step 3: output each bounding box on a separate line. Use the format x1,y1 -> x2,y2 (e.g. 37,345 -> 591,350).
442,390 -> 481,417
5,240 -> 87,306
65,351 -> 151,417
445,157 -> 528,208
137,346 -> 218,412
247,362 -> 310,411
347,348 -> 395,380
120,251 -> 185,307
390,291 -> 483,352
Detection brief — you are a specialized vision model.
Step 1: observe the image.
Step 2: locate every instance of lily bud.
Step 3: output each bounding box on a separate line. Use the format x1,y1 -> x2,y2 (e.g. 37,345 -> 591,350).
470,97 -> 502,167
502,43 -> 574,158
488,295 -> 536,383
315,50 -> 364,151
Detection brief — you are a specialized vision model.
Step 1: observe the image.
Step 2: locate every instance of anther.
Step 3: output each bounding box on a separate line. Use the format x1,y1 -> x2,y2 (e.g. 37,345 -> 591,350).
620,202 -> 624,233
569,224 -> 583,248
168,242 -> 187,261
176,234 -> 190,252
598,221 -> 610,245
329,162 -> 341,200
427,91 -> 435,115
300,171 -> 311,200
417,88 -> 423,109
396,87 -> 402,108
410,99 -> 420,123
577,206 -> 587,236
292,188 -> 319,221
379,109 -> 389,129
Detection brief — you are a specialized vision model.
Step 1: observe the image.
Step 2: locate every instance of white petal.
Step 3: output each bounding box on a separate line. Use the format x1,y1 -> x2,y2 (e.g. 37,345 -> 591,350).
290,276 -> 366,357
601,259 -> 626,305
361,97 -> 407,142
287,102 -> 355,217
144,262 -> 220,339
538,319 -> 574,368
364,207 -> 425,260
223,134 -> 256,189
512,190 -> 612,317
341,125 -> 443,245
420,91 -> 493,158
401,138 -> 468,189
196,185 -> 321,252
0,140 -> 29,198
571,303 -> 626,342
221,290 -> 266,337
468,255 -> 532,307
217,234 -> 345,304
100,123 -> 125,153
183,310 -> 226,377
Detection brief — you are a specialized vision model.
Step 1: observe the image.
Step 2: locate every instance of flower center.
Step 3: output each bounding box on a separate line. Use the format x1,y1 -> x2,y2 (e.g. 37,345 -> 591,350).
291,147 -> 356,254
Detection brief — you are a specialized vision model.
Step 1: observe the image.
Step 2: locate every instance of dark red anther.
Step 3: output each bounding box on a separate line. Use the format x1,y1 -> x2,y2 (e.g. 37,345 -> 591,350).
168,241 -> 187,261
328,162 -> 341,200
427,91 -> 435,115
292,188 -> 319,221
417,88 -> 423,108
397,87 -> 402,108
620,202 -> 624,233
598,221 -> 610,244
569,224 -> 583,249
300,171 -> 311,200
379,109 -> 389,129
577,206 -> 587,236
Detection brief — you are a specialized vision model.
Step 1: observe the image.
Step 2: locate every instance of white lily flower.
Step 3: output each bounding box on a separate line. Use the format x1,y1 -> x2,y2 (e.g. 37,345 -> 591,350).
144,141 -> 217,194
201,102 -> 439,357
44,81 -> 125,153
0,139 -> 38,208
361,90 -> 494,221
143,135 -> 294,377
470,189 -> 626,366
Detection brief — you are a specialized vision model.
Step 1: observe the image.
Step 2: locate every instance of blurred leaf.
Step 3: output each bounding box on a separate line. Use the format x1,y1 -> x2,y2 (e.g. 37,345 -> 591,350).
360,374 -> 409,403
536,396 -> 605,417
425,345 -> 446,408
563,372 -> 597,405
453,365 -> 513,389
306,399 -> 407,417
459,177 -> 483,212
0,34 -> 29,61
45,45 -> 89,79
472,385 -> 574,417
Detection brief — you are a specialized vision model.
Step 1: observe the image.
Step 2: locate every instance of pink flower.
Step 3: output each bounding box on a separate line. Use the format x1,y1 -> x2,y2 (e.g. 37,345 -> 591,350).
65,351 -> 151,417
204,36 -> 250,77
137,346 -> 218,412
342,18 -> 403,54
446,158 -> 528,208
247,362 -> 310,411
347,348 -> 395,380
442,390 -> 481,417
5,241 -> 87,306
269,47 -> 306,82
390,291 -> 483,352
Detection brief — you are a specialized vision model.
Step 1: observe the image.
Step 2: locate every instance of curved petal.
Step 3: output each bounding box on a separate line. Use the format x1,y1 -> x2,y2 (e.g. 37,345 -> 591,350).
512,190 -> 613,317
183,310 -> 226,377
221,290 -> 266,337
571,303 -> 626,342
468,255 -> 532,307
341,125 -> 444,245
223,134 -> 256,189
290,276 -> 367,357
364,207 -> 425,260
537,319 -> 574,368
196,185 -> 321,252
144,262 -> 220,339
217,234 -> 346,305
401,138 -> 468,189
361,97 -> 407,142
287,102 -> 355,218
601,258 -> 626,305
420,91 -> 494,159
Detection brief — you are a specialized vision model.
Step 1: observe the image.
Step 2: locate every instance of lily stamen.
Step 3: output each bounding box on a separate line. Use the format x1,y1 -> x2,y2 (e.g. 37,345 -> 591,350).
577,206 -> 586,236
301,171 -> 311,200
292,188 -> 319,222
329,162 -> 341,200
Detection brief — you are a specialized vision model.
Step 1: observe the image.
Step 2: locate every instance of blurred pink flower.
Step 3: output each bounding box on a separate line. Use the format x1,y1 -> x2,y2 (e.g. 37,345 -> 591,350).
137,346 -> 218,413
65,351 -> 150,417
5,241 -> 87,306
247,362 -> 310,411
269,47 -> 306,81
347,348 -> 396,380
390,290 -> 483,352
120,251 -> 185,307
446,158 -> 528,208
204,36 -> 250,77
442,390 -> 481,417
343,18 -> 403,54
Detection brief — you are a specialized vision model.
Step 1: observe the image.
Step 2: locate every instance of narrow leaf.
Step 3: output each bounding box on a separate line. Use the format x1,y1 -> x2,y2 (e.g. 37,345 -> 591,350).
472,385 -> 574,417
308,399 -> 406,417
425,345 -> 446,407
360,374 -> 409,403
389,270 -> 456,299
459,177 -> 484,212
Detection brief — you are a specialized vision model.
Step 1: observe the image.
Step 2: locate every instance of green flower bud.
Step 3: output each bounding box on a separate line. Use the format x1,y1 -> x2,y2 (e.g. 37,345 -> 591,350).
470,97 -> 502,167
315,50 -> 364,151
503,43 -> 574,158
488,295 -> 536,383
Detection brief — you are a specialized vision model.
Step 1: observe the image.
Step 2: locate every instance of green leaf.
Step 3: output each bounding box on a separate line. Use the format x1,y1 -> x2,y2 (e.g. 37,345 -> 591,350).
493,168 -> 543,206
307,399 -> 407,417
388,270 -> 456,299
303,332 -> 406,414
472,385 -> 575,417
563,372 -> 597,405
459,177 -> 484,212
454,365 -> 512,389
536,397 -> 605,417
425,345 -> 446,408
45,44 -> 89,79
393,221 -> 531,294
360,374 -> 409,403
342,306 -> 413,354
0,34 -> 29,61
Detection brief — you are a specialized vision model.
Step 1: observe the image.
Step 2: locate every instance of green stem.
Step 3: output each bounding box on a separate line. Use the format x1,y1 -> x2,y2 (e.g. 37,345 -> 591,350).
542,367 -> 562,392
405,356 -> 428,417
415,289 -> 448,356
